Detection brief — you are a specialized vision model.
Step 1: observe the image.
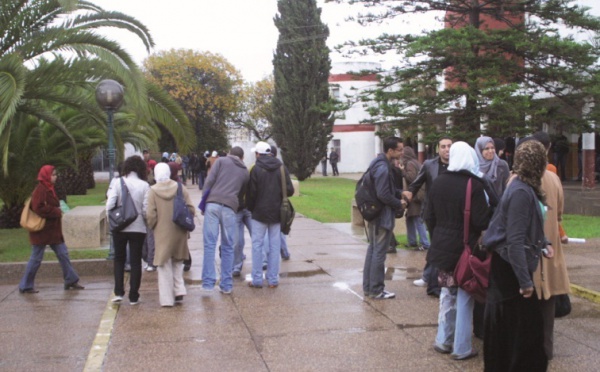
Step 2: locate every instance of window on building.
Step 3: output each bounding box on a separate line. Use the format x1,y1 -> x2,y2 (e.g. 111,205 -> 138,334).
330,86 -> 340,100
333,139 -> 341,162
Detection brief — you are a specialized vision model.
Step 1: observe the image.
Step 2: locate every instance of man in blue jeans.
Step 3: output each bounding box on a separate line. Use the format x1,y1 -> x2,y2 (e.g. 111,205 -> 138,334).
201,147 -> 249,294
246,142 -> 294,288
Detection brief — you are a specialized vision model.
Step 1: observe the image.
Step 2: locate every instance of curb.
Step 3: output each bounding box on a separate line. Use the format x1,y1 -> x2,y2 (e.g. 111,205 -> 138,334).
570,283 -> 600,304
0,259 -> 113,282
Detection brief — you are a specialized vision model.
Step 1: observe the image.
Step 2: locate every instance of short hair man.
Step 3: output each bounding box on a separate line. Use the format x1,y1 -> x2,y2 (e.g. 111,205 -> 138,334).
402,136 -> 453,296
246,141 -> 294,288
201,146 -> 249,294
329,147 -> 339,176
363,137 -> 405,299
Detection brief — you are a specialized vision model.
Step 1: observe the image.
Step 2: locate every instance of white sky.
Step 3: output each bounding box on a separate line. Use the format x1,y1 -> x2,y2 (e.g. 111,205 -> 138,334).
94,0 -> 441,82
94,0 -> 599,82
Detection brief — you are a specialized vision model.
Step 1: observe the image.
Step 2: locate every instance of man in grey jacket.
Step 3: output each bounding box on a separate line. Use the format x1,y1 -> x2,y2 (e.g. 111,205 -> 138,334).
201,147 -> 249,294
363,137 -> 406,299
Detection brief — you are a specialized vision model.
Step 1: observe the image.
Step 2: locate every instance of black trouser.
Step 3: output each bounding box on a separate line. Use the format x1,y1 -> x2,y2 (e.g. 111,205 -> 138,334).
113,231 -> 146,302
331,162 -> 339,176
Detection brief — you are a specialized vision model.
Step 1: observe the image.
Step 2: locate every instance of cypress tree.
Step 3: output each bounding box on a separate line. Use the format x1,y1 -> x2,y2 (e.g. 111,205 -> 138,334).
272,0 -> 334,181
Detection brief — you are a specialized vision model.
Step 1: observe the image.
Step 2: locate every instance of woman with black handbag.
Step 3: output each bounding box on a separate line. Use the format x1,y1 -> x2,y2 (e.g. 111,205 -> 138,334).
106,156 -> 149,305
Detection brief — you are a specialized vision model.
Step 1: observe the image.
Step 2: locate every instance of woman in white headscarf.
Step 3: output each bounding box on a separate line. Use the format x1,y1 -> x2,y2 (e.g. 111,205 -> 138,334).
425,141 -> 492,361
475,136 -> 510,197
145,163 -> 195,307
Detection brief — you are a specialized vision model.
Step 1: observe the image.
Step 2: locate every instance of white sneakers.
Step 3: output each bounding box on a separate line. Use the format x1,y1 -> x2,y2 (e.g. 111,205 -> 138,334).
413,279 -> 427,287
111,296 -> 123,303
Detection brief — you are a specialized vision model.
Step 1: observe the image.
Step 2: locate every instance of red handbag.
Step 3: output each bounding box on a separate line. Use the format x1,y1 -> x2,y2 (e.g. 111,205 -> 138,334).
454,178 -> 491,303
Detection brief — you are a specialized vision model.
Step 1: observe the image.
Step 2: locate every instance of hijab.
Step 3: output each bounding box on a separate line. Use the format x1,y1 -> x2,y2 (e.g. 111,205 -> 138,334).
154,163 -> 171,183
447,141 -> 478,174
37,165 -> 57,198
475,136 -> 500,179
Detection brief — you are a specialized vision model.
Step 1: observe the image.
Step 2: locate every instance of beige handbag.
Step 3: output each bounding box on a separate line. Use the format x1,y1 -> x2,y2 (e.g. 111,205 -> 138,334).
20,197 -> 46,232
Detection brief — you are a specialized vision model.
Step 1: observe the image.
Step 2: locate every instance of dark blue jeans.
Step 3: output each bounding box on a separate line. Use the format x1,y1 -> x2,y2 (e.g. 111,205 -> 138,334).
19,243 -> 79,290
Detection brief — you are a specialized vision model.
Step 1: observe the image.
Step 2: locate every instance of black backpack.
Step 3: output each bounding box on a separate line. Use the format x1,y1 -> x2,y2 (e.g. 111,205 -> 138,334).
355,166 -> 384,222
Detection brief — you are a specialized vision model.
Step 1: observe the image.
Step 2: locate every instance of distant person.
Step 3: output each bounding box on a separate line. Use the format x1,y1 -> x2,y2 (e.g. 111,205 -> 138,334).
361,137 -> 406,299
246,142 -> 294,289
142,149 -> 157,185
161,152 -> 169,163
329,147 -> 339,176
106,156 -> 150,305
206,151 -> 218,175
551,133 -> 569,181
197,151 -> 208,189
19,165 -> 85,294
401,147 -> 430,251
482,139 -> 553,372
320,154 -> 328,176
146,163 -> 195,307
189,153 -> 198,185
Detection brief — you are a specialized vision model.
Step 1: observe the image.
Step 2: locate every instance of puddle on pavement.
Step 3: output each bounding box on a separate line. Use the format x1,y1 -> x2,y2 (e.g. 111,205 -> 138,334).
280,268 -> 329,278
385,266 -> 420,281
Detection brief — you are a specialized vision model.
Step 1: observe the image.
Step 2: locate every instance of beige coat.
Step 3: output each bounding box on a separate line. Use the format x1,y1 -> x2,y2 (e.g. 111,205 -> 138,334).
146,180 -> 195,266
533,171 -> 570,299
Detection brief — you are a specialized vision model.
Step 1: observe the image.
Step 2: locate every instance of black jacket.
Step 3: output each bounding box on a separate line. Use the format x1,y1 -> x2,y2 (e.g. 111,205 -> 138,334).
246,155 -> 294,223
425,171 -> 492,272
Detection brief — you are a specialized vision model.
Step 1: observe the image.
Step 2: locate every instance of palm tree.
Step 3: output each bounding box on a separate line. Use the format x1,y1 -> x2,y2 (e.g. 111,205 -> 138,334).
0,0 -> 153,174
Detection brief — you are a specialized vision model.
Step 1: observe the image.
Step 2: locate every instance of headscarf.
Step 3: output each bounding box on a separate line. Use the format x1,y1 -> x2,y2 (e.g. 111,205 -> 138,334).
154,163 -> 171,183
168,162 -> 180,181
475,136 -> 500,179
513,139 -> 547,202
37,165 -> 57,198
447,141 -> 478,174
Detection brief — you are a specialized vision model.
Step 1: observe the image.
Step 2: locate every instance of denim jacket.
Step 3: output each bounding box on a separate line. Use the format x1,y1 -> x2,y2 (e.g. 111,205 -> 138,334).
482,177 -> 547,289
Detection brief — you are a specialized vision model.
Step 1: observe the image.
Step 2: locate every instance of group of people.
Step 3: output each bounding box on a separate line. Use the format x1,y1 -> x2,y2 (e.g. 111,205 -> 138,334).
320,147 -> 340,176
363,133 -> 570,371
200,142 -> 294,293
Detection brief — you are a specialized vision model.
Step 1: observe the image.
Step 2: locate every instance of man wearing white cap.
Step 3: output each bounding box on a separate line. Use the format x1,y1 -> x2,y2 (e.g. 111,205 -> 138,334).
246,142 -> 294,288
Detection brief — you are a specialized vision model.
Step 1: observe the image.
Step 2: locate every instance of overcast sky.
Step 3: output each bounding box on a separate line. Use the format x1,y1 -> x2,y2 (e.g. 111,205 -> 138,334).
94,0 -> 599,82
94,0 -> 441,82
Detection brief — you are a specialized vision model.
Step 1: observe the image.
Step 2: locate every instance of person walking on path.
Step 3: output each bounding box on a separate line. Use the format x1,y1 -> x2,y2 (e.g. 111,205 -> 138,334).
246,141 -> 294,288
19,165 -> 85,293
106,156 -> 150,305
401,147 -> 430,251
329,147 -> 339,176
362,137 -> 406,299
201,147 -> 249,294
425,142 -> 492,360
482,139 -> 554,372
145,163 -> 195,307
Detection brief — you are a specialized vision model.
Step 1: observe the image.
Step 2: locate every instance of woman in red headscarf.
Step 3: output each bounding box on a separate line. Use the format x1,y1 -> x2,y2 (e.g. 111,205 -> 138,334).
18,165 -> 84,293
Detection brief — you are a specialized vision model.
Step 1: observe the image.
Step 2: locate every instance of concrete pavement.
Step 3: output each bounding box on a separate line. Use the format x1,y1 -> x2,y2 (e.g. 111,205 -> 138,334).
1,180 -> 600,371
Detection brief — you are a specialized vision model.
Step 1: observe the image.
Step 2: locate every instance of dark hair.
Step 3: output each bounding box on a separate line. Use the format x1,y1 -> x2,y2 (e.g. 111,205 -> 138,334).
142,149 -> 149,154
437,135 -> 452,144
230,146 -> 244,159
383,137 -> 403,153
533,131 -> 551,150
493,137 -> 505,152
122,155 -> 147,181
270,145 -> 278,157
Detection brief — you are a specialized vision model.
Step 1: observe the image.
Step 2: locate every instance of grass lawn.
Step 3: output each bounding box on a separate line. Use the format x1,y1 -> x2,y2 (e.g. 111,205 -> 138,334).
0,182 -> 110,262
291,177 -> 356,223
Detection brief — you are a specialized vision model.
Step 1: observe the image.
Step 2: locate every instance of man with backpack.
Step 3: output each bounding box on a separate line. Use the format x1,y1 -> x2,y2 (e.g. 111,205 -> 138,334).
362,137 -> 406,300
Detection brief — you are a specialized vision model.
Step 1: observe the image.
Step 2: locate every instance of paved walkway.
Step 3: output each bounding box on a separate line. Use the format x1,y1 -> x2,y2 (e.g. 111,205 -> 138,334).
1,179 -> 600,371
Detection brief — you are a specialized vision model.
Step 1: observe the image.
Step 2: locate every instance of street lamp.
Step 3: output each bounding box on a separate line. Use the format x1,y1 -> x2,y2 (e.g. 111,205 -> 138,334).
96,79 -> 124,260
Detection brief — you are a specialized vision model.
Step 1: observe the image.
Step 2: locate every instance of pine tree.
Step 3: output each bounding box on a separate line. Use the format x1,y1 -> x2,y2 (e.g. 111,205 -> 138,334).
338,0 -> 600,142
272,0 -> 334,181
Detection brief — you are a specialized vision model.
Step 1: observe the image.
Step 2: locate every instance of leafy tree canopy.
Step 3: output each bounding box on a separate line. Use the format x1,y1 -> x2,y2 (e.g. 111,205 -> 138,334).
143,49 -> 244,153
230,76 -> 275,141
331,0 -> 600,143
272,0 -> 335,181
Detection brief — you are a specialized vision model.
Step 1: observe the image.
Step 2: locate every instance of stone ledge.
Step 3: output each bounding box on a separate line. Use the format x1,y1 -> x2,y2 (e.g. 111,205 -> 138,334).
0,259 -> 113,282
